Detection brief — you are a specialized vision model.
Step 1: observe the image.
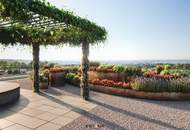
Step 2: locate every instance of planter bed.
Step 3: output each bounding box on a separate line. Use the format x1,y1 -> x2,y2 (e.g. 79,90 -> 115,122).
66,81 -> 190,100
49,72 -> 66,87
90,84 -> 190,100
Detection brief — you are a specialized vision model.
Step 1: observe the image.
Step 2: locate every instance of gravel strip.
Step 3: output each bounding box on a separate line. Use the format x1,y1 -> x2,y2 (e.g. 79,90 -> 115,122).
61,89 -> 190,130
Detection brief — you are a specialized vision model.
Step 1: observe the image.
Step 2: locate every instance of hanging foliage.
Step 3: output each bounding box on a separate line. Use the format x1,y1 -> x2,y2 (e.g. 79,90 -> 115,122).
0,0 -> 107,46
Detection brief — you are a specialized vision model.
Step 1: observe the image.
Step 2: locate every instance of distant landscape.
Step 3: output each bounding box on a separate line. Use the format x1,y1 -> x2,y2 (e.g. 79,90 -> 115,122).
1,59 -> 190,65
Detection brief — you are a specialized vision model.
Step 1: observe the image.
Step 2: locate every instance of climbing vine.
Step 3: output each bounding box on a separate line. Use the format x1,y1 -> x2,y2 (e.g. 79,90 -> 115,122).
0,0 -> 107,46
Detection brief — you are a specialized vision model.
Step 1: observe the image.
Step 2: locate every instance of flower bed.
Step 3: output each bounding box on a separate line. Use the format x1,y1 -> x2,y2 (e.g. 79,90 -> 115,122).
39,64 -> 190,100
131,77 -> 190,93
89,79 -> 131,89
49,66 -> 64,73
90,84 -> 190,100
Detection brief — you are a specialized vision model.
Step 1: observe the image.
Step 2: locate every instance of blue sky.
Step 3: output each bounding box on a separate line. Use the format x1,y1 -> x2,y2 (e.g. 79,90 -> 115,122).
1,0 -> 190,61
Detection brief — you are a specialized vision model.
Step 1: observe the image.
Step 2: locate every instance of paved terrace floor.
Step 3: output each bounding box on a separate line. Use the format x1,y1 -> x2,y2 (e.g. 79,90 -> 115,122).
1,79 -> 190,130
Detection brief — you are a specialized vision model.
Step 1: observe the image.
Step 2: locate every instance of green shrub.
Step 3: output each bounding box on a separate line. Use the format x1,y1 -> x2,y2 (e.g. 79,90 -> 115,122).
160,70 -> 170,75
39,74 -> 48,82
125,67 -> 142,76
64,66 -> 79,73
12,69 -> 20,74
90,61 -> 100,67
164,64 -> 171,70
41,69 -> 49,77
98,64 -> 114,70
112,65 -> 125,73
7,69 -> 12,74
28,71 -> 33,80
73,75 -> 81,82
66,73 -> 80,83
65,73 -> 76,80
156,65 -> 164,74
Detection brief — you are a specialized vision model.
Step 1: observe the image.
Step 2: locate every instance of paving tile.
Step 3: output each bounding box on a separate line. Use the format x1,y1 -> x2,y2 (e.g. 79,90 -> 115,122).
34,100 -> 56,106
48,108 -> 70,116
24,102 -> 42,108
35,122 -> 61,130
7,104 -> 27,112
51,116 -> 74,126
0,110 -> 14,119
5,113 -> 46,129
45,102 -> 72,110
15,98 -> 29,106
36,105 -> 55,112
36,112 -> 59,121
0,119 -> 14,129
63,111 -> 81,120
20,108 -> 45,116
3,124 -> 31,130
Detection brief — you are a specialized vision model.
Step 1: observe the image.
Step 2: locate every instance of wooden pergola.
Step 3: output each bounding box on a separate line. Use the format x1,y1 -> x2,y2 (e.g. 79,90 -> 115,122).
0,0 -> 107,100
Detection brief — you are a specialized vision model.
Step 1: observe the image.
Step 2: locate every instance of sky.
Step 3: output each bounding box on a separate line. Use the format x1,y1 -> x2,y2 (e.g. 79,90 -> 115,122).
1,0 -> 190,61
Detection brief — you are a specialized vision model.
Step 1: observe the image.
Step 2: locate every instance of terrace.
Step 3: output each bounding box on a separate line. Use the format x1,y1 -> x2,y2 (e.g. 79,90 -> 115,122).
1,0 -> 190,130
1,79 -> 190,130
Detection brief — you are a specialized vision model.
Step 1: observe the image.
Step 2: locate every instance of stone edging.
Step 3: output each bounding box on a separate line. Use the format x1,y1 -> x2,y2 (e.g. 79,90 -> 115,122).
0,82 -> 20,105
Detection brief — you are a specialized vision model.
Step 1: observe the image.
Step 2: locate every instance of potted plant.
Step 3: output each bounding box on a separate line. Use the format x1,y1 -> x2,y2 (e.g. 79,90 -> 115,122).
39,75 -> 48,89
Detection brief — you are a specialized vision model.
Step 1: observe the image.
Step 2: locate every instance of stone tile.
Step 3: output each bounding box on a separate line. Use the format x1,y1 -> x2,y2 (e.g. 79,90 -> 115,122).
20,108 -> 45,116
6,113 -> 46,129
63,111 -> 81,120
45,102 -> 72,110
35,100 -> 54,105
3,124 -> 31,130
35,122 -> 61,130
36,112 -> 58,121
0,110 -> 14,119
0,119 -> 14,129
36,105 -> 55,112
15,98 -> 29,106
7,104 -> 27,112
49,108 -> 70,116
51,116 -> 73,126
24,102 -> 42,108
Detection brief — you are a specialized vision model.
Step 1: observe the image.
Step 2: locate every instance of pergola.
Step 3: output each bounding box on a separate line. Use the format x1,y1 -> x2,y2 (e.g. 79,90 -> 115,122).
0,0 -> 107,100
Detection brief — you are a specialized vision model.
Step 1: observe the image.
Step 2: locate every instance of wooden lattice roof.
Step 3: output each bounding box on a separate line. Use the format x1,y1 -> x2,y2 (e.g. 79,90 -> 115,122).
0,0 -> 107,45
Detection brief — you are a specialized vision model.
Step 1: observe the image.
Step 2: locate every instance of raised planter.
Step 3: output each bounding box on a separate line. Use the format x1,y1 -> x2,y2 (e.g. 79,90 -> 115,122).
66,81 -> 190,100
90,84 -> 190,100
40,82 -> 48,89
0,82 -> 20,105
88,71 -> 125,82
49,72 -> 66,87
67,80 -> 80,87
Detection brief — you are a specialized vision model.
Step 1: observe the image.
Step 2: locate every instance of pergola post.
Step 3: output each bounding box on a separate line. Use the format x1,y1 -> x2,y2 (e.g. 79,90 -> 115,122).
81,42 -> 90,100
32,43 -> 40,92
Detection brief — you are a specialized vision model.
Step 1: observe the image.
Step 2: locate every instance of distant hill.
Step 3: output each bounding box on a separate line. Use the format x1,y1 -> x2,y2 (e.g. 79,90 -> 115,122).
0,59 -> 31,64
0,59 -> 190,65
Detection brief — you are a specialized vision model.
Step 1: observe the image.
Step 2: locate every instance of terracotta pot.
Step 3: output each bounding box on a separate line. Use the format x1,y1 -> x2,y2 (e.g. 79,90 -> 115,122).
40,82 -> 48,89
